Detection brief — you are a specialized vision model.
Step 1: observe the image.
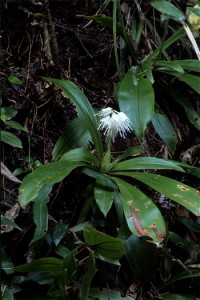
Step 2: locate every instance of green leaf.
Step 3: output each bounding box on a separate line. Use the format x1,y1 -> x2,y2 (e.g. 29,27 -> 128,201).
168,88 -> 200,131
81,167 -> 117,190
5,120 -> 28,132
172,59 -> 200,72
112,157 -> 184,172
1,285 -> 14,300
14,257 -> 64,274
177,217 -> 200,233
53,223 -> 68,246
159,269 -> 200,290
1,107 -> 17,121
118,69 -> 154,138
126,235 -> 157,287
1,131 -> 22,148
8,75 -> 22,84
151,1 -> 185,22
113,172 -> 200,216
24,272 -> 55,285
77,196 -> 94,225
83,226 -> 125,259
1,215 -> 22,231
18,161 -> 86,208
151,111 -> 178,154
42,77 -> 103,160
60,148 -> 99,167
169,231 -> 200,252
30,185 -> 52,245
52,117 -> 92,160
111,177 -> 166,245
63,250 -> 77,284
80,253 -> 97,300
113,190 -> 124,226
166,72 -> 200,95
54,244 -> 70,258
154,60 -> 184,73
113,146 -> 144,164
94,179 -> 114,217
70,222 -> 93,233
145,28 -> 186,62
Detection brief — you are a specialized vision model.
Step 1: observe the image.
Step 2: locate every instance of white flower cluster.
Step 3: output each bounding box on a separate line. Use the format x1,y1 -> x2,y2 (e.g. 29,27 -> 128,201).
96,107 -> 132,142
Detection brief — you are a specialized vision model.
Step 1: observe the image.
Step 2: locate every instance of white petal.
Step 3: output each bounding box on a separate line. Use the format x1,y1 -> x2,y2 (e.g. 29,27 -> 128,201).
96,107 -> 113,118
97,108 -> 132,142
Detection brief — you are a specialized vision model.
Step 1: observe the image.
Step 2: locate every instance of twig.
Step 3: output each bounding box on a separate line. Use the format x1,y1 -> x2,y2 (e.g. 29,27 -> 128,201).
44,0 -> 59,65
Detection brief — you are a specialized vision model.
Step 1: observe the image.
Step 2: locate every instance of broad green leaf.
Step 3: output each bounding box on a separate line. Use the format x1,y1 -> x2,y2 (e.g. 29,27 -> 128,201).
81,167 -> 117,190
126,235 -> 157,287
53,223 -> 68,246
24,272 -> 55,285
52,117 -> 92,160
151,1 -> 185,22
166,72 -> 200,94
154,60 -> 184,73
94,254 -> 120,266
113,172 -> 200,216
1,131 -> 22,148
1,215 -> 22,231
42,77 -> 103,160
169,231 -> 200,252
113,190 -> 124,226
159,269 -> 200,290
80,253 -> 97,300
54,244 -> 70,258
77,196 -> 94,225
111,177 -> 166,245
1,285 -> 14,300
14,257 -> 64,273
172,59 -> 200,72
113,146 -> 144,164
1,107 -> 17,120
112,157 -> 184,172
83,226 -> 125,259
60,148 -> 99,167
151,111 -> 178,154
5,120 -> 28,132
94,179 -> 114,217
0,108 -> 6,122
30,185 -> 52,245
63,250 -> 77,284
169,88 -> 200,131
8,75 -> 22,84
177,216 -> 200,233
88,288 -> 133,300
18,161 -> 85,208
70,222 -> 93,233
118,69 -> 154,138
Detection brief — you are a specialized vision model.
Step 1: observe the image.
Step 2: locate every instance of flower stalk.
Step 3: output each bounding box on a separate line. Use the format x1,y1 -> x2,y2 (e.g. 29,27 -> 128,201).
96,107 -> 133,172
